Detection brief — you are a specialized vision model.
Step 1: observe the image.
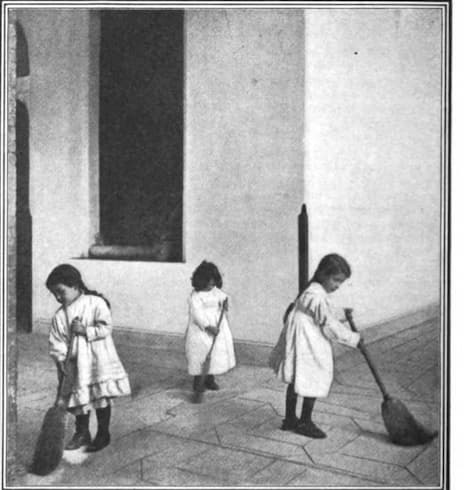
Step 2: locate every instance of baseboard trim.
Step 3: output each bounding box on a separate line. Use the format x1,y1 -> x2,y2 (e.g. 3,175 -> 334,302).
33,302 -> 440,367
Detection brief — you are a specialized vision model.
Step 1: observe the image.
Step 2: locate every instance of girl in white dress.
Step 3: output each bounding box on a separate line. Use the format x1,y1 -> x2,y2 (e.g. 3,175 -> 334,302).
269,254 -> 362,438
185,261 -> 236,396
46,264 -> 131,452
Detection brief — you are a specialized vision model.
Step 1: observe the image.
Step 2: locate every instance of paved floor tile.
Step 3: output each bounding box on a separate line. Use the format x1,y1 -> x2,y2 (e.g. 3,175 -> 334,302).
310,410 -> 360,432
126,391 -> 184,426
340,432 -> 427,465
64,461 -> 144,486
142,436 -> 213,468
84,429 -> 173,476
323,392 -> 385,416
153,397 -> 264,435
316,399 -> 377,421
407,366 -> 441,402
109,404 -> 150,440
176,446 -> 273,485
304,427 -> 359,456
312,453 -> 421,485
248,459 -> 307,485
369,336 -> 421,356
14,320 -> 441,487
149,419 -> 220,443
240,387 -> 288,418
216,423 -> 310,464
251,417 -> 313,446
352,416 -> 390,436
227,403 -> 276,430
288,466 -> 382,487
330,379 -> 380,398
142,462 -> 225,486
407,436 -> 441,486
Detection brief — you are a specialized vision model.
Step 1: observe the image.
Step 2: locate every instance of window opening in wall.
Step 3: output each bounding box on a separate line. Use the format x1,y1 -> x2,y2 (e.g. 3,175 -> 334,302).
89,10 -> 184,262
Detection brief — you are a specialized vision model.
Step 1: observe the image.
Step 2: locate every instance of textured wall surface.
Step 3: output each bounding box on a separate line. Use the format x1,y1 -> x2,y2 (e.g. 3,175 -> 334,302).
14,7 -> 442,343
18,9 -> 305,343
185,9 -> 305,340
305,8 -> 442,328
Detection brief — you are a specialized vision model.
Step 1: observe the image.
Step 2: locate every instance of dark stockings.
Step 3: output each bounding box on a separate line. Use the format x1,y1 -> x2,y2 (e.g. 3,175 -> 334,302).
193,374 -> 218,392
86,405 -> 111,452
285,383 -> 298,421
96,405 -> 111,437
300,396 -> 316,424
76,412 -> 90,434
285,384 -> 317,423
283,384 -> 326,438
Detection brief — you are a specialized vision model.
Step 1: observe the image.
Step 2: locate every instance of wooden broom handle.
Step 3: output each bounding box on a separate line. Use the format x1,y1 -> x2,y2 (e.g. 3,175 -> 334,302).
56,306 -> 75,401
344,308 -> 390,399
205,299 -> 227,360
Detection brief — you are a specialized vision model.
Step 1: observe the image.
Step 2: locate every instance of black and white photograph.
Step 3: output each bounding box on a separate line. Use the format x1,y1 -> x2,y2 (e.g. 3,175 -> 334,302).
1,0 -> 455,488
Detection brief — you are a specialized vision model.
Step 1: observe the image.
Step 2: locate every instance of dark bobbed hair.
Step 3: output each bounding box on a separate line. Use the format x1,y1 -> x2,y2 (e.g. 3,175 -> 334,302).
310,253 -> 351,285
46,263 -> 110,308
191,260 -> 223,291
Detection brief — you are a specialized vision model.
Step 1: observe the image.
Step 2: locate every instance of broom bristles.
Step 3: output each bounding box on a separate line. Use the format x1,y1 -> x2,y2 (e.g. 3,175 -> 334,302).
382,397 -> 438,446
30,405 -> 67,476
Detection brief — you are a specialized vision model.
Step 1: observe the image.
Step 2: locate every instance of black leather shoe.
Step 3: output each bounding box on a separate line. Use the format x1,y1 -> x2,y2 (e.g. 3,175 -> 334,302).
86,432 -> 110,452
295,421 -> 327,439
65,430 -> 91,450
205,380 -> 220,391
280,417 -> 300,431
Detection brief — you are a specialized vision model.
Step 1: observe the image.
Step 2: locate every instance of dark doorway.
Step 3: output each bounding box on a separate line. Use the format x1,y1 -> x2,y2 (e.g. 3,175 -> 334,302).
99,10 -> 184,260
16,100 -> 32,333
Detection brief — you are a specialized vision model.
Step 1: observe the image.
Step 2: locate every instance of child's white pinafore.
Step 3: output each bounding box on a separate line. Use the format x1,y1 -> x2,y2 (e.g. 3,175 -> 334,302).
269,282 -> 360,397
185,287 -> 236,376
49,294 -> 131,413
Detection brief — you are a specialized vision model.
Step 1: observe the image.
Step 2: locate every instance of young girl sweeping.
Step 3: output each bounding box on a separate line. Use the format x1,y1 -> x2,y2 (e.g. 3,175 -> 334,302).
269,254 -> 362,439
46,264 -> 131,452
185,260 -> 236,398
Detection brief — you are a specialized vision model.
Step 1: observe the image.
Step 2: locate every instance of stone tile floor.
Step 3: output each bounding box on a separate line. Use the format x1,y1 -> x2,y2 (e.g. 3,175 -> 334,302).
10,317 -> 442,488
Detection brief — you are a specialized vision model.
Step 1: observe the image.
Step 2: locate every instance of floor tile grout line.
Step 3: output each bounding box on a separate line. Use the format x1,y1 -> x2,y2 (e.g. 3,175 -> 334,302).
325,451 -> 424,485
246,458 -> 276,480
215,424 -> 310,461
405,441 -> 434,468
330,379 -> 433,404
216,400 -> 269,427
405,364 -> 441,391
244,426 -> 309,450
292,457 -> 386,486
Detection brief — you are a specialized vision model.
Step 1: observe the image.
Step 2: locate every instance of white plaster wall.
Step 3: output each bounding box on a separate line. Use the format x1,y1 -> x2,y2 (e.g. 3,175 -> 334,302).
16,9 -> 95,322
21,9 -> 305,343
305,8 -> 443,328
185,9 -> 305,341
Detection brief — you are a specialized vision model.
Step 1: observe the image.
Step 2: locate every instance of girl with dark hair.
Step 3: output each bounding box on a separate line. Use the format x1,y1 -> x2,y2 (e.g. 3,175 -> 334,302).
46,264 -> 131,452
185,261 -> 236,397
269,254 -> 362,439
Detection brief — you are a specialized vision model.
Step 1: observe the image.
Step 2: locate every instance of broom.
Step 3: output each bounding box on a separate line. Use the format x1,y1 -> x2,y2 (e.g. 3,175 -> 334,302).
192,299 -> 227,404
344,308 -> 438,446
30,307 -> 75,475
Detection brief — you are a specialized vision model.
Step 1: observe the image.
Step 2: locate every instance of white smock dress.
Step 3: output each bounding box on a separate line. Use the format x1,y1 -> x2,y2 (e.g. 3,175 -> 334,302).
185,287 -> 236,376
269,282 -> 360,398
49,294 -> 131,414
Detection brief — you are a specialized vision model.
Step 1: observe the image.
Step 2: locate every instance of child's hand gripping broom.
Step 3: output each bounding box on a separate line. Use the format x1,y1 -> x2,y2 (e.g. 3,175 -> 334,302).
193,299 -> 227,404
344,308 -> 438,446
30,307 -> 75,475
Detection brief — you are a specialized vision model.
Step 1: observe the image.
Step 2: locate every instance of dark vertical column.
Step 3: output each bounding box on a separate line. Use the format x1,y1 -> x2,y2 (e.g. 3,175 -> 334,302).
298,204 -> 309,293
16,101 -> 32,333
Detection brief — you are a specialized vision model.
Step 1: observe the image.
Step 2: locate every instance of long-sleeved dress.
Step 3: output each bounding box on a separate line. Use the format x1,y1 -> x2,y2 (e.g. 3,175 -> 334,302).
185,287 -> 236,376
49,294 -> 131,414
269,282 -> 360,398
